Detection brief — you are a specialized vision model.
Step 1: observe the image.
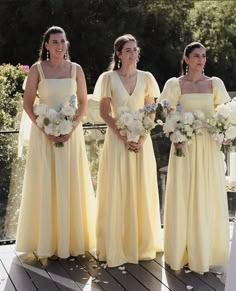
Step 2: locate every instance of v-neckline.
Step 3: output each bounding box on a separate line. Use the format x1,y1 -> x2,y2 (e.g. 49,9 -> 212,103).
115,70 -> 139,97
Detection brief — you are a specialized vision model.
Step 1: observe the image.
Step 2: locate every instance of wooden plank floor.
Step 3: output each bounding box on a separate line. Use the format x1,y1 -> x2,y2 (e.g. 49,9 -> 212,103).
0,244 -> 226,291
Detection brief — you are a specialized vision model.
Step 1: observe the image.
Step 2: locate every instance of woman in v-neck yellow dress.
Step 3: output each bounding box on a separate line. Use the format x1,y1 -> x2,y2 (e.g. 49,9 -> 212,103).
93,34 -> 163,267
159,42 -> 230,273
16,26 -> 96,258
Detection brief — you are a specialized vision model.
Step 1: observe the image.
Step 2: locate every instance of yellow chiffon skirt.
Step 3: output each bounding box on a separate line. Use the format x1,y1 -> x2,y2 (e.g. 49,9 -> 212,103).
96,129 -> 163,267
16,123 -> 96,258
164,130 -> 229,272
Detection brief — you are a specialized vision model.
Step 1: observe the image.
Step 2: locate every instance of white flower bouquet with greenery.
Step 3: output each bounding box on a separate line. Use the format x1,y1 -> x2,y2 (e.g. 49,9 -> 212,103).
206,98 -> 236,153
162,102 -> 204,157
116,103 -> 158,151
34,94 -> 77,147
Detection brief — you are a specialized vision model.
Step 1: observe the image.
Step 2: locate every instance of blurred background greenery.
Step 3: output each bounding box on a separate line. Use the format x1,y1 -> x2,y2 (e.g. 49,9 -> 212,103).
0,0 -> 235,91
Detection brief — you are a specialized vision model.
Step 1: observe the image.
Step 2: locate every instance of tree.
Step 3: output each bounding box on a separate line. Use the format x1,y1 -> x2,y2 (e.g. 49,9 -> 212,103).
0,0 -> 235,91
189,1 -> 236,90
136,0 -> 194,88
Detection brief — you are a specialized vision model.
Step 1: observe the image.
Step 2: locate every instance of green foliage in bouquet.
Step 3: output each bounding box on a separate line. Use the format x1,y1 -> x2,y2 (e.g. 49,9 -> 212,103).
151,101 -> 171,170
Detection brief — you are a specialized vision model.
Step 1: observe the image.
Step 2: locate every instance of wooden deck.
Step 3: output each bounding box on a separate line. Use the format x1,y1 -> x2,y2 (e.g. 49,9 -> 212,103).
0,243 -> 226,291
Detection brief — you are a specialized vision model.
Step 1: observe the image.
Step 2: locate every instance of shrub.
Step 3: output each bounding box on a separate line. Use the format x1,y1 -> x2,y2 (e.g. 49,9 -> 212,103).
0,64 -> 28,239
0,64 -> 28,129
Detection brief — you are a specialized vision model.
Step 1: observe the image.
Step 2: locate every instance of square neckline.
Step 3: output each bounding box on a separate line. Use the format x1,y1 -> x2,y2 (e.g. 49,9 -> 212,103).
177,77 -> 214,96
38,62 -> 75,80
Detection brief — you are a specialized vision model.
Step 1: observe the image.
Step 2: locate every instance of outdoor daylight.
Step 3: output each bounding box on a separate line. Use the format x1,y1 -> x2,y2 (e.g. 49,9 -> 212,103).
0,0 -> 236,290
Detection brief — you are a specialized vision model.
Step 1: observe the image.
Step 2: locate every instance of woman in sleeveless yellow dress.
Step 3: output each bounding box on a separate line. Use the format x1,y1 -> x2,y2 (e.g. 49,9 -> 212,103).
159,42 -> 230,273
16,26 -> 96,258
93,34 -> 163,267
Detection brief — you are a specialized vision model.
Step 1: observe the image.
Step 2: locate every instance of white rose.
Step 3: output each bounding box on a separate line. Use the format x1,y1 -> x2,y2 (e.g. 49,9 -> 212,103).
225,126 -> 236,140
212,132 -> 224,144
44,123 -> 55,135
182,112 -> 195,124
61,105 -> 76,117
216,104 -> 231,118
170,130 -> 188,143
58,119 -> 73,135
119,112 -> 134,127
34,103 -> 48,115
45,109 -> 57,121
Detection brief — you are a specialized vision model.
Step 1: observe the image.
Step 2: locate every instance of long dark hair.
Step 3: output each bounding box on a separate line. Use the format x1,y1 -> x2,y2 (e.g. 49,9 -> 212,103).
181,42 -> 205,75
38,26 -> 70,61
108,34 -> 140,71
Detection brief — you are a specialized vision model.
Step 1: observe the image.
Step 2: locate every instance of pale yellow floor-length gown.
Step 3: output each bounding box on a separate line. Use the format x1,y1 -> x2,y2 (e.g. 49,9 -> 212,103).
93,70 -> 163,267
159,77 -> 230,273
16,62 -> 96,258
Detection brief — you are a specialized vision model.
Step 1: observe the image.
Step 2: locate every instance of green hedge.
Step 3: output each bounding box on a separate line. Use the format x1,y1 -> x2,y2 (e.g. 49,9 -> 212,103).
0,64 -> 28,239
0,64 -> 28,129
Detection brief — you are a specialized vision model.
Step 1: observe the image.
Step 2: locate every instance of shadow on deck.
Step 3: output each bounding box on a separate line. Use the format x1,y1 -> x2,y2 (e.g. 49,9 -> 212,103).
0,243 -> 226,291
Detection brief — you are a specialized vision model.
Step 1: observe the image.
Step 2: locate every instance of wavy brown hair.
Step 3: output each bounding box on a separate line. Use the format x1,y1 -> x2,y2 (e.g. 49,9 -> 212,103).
38,26 -> 70,61
108,34 -> 140,71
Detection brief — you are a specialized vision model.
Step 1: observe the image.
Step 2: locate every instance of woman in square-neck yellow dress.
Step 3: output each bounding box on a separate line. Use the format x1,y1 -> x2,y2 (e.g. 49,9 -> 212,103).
16,26 -> 96,258
159,42 -> 230,273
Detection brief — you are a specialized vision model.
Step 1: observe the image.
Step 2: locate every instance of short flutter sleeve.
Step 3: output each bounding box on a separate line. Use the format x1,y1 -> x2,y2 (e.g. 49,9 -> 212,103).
158,77 -> 181,106
92,72 -> 112,101
212,77 -> 231,105
144,72 -> 160,99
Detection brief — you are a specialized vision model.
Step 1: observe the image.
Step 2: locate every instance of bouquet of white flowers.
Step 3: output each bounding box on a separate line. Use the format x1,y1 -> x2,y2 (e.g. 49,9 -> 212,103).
206,98 -> 236,153
34,94 -> 77,147
162,102 -> 204,157
115,103 -> 157,152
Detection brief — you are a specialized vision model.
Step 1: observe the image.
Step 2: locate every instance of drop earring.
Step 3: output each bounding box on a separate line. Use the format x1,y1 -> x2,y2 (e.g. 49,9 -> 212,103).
185,65 -> 188,75
46,50 -> 49,61
64,50 -> 68,60
117,59 -> 121,69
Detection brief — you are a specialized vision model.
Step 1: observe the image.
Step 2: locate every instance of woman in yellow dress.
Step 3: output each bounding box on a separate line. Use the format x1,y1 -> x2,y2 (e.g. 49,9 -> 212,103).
159,42 -> 230,273
93,34 -> 163,267
16,26 -> 96,258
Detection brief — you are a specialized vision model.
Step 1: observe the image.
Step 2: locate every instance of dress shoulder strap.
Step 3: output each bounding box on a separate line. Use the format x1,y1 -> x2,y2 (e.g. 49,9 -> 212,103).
36,63 -> 45,79
71,62 -> 77,80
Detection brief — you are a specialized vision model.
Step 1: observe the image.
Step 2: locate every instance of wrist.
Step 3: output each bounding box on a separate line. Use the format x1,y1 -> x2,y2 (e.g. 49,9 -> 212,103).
73,120 -> 80,130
